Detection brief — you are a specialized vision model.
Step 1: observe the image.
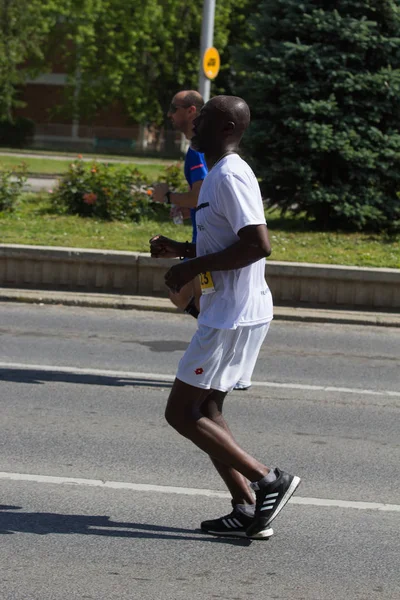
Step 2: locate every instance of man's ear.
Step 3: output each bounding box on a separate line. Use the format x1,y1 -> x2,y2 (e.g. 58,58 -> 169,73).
224,121 -> 236,135
187,105 -> 197,117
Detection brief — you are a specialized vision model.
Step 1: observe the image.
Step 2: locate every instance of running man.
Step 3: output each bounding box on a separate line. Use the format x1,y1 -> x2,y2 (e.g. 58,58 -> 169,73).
150,95 -> 300,539
152,90 -> 252,391
152,90 -> 207,318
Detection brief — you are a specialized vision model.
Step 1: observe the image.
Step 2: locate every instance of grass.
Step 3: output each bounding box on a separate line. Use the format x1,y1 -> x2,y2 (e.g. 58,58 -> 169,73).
0,155 -> 177,182
0,194 -> 187,251
1,194 -> 399,268
265,212 -> 400,268
0,146 -> 177,163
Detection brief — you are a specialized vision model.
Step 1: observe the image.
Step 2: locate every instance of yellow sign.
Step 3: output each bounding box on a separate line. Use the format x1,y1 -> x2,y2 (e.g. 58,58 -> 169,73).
203,47 -> 220,80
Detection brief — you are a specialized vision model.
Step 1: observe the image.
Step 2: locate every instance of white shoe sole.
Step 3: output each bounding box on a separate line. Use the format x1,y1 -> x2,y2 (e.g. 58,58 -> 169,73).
205,527 -> 274,539
264,475 -> 301,527
246,527 -> 274,540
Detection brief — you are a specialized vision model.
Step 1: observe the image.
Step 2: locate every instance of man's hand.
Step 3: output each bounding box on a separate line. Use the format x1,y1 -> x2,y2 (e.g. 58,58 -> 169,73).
149,235 -> 182,258
152,182 -> 169,203
164,261 -> 196,293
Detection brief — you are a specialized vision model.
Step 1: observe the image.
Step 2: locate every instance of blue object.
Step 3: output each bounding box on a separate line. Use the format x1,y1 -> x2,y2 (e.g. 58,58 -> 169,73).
184,147 -> 208,243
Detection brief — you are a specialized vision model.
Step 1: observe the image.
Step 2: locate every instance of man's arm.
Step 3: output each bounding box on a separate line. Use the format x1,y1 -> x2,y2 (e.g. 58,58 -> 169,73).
191,224 -> 271,273
149,235 -> 196,259
169,180 -> 202,208
152,180 -> 202,208
164,225 -> 271,292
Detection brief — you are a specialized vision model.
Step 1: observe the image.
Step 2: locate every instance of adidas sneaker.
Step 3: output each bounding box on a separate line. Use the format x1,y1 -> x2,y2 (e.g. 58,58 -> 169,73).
246,468 -> 301,539
201,505 -> 273,539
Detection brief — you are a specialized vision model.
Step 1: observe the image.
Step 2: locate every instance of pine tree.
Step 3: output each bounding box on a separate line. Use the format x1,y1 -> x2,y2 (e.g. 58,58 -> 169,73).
235,0 -> 400,231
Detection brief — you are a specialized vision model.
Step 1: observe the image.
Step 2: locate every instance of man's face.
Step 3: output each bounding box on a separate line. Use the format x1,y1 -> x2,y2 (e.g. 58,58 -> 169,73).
167,95 -> 192,134
191,104 -> 219,153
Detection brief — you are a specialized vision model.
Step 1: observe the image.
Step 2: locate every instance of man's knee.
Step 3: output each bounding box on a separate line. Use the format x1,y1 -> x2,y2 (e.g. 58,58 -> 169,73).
165,404 -> 194,434
165,404 -> 180,430
165,379 -> 209,434
200,390 -> 226,419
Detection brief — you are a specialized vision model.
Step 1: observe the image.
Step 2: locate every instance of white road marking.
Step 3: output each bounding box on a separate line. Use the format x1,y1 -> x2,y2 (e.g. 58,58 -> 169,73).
0,471 -> 398,513
0,361 -> 399,398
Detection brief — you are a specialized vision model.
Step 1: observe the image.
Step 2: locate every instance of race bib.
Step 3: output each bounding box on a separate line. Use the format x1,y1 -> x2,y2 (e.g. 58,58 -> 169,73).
199,271 -> 215,295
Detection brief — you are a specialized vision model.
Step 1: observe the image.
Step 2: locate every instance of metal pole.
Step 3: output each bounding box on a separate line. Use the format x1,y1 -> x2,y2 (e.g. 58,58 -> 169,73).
199,0 -> 216,103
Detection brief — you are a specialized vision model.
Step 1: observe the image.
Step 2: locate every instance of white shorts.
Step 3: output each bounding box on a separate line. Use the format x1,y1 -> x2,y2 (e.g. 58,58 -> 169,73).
176,321 -> 271,393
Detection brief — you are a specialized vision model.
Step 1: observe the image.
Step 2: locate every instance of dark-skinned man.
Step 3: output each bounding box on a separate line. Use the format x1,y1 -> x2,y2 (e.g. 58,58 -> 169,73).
150,95 -> 300,539
152,90 -> 252,391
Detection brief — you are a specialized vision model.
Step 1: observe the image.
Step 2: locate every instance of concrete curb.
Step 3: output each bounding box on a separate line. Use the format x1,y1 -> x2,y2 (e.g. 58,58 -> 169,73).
1,288 -> 399,327
1,244 -> 400,311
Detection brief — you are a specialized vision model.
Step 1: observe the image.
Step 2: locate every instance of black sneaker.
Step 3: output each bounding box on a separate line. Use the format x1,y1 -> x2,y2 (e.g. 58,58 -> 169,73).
201,506 -> 273,539
246,468 -> 301,539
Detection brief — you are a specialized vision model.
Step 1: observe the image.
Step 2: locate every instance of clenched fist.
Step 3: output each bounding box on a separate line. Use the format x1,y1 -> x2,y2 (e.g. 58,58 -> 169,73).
149,235 -> 182,259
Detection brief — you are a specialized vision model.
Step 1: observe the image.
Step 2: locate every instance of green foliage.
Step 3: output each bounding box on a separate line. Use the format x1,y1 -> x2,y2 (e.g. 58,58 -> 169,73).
50,159 -> 186,222
51,159 -> 154,221
0,162 -> 27,212
0,0 -> 263,128
157,162 -> 187,192
43,0 -> 247,125
234,0 -> 400,232
215,0 -> 261,95
0,0 -> 59,120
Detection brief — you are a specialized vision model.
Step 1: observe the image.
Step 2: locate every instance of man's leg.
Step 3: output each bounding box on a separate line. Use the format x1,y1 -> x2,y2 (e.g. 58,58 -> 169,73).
167,324 -> 300,537
198,389 -> 262,536
200,390 -> 254,506
165,379 -> 273,538
165,378 -> 268,483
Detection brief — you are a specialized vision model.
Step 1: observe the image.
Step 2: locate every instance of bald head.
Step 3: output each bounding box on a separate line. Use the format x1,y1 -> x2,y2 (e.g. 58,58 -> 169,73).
168,90 -> 205,139
191,95 -> 251,158
207,95 -> 251,139
174,90 -> 204,112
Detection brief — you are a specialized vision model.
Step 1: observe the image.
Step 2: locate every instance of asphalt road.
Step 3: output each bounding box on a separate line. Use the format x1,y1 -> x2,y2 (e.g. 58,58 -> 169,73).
1,303 -> 399,600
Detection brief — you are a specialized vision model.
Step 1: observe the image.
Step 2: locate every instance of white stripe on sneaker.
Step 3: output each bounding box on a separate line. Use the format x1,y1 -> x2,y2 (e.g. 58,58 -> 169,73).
265,476 -> 301,526
261,499 -> 277,511
222,519 -> 231,528
264,493 -> 279,498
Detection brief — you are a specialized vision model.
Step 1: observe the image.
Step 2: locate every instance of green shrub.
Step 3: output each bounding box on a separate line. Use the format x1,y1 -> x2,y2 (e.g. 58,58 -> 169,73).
235,0 -> 400,232
0,164 -> 27,212
157,162 -> 187,192
51,159 -> 186,222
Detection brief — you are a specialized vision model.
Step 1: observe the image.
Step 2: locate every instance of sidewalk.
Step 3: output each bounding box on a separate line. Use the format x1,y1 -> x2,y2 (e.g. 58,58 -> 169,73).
0,150 -> 174,165
1,287 -> 399,327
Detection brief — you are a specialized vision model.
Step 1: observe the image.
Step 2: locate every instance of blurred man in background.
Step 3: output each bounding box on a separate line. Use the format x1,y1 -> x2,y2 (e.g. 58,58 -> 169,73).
152,90 -> 207,318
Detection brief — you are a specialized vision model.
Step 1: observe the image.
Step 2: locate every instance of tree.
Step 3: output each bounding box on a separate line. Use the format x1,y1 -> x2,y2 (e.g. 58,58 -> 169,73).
0,0 -> 59,121
51,0 -> 244,126
214,0 -> 261,96
234,0 -> 400,231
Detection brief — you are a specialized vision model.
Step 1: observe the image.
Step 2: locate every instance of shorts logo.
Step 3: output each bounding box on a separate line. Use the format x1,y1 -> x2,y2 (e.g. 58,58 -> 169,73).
195,368 -> 204,375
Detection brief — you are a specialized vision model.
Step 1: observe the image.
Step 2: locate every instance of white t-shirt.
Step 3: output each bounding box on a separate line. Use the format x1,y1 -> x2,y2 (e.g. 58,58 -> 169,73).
195,153 -> 273,329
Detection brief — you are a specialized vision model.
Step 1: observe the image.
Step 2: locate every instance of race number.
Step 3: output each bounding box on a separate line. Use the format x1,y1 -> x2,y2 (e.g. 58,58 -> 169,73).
199,271 -> 215,295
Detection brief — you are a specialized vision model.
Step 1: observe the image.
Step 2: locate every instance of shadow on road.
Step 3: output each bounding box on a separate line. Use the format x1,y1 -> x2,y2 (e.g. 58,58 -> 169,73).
0,505 -> 252,546
0,368 -> 173,388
